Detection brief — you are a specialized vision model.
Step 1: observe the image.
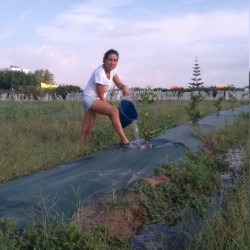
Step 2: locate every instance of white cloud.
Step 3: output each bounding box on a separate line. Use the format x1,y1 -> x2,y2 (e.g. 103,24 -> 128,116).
1,1 -> 248,88
3,45 -> 82,82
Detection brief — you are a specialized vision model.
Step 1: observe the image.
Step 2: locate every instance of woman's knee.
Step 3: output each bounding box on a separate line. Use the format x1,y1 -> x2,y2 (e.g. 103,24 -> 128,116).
108,108 -> 119,121
82,123 -> 92,135
109,107 -> 119,118
82,112 -> 95,133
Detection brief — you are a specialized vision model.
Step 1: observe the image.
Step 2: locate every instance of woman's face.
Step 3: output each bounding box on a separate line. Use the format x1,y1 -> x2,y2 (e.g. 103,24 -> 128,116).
103,53 -> 118,71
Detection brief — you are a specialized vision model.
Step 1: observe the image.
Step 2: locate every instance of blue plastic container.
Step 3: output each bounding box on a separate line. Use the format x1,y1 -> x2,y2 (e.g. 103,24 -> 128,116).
118,100 -> 138,128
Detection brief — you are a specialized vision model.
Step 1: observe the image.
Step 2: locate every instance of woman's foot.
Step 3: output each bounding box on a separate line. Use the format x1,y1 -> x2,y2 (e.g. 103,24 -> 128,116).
120,141 -> 130,148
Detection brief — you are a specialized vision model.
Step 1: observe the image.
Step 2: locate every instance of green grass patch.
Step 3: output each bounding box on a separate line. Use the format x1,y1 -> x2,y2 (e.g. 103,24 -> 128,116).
187,112 -> 250,249
0,100 -> 244,182
135,152 -> 229,224
0,218 -> 131,250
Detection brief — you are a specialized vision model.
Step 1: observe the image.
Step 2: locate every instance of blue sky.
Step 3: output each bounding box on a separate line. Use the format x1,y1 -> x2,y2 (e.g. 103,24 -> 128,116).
0,0 -> 248,89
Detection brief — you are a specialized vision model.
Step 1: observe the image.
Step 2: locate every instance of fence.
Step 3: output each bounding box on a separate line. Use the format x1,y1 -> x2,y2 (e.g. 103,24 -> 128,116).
0,88 -> 249,102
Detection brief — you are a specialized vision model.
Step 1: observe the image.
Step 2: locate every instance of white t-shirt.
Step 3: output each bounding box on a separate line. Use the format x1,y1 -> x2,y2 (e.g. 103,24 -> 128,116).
84,65 -> 117,98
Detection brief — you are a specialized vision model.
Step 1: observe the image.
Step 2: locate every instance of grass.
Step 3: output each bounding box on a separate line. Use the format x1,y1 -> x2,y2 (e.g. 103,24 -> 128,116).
188,173 -> 250,250
187,112 -> 250,250
192,111 -> 250,154
0,99 -> 243,182
132,152 -> 229,226
0,218 -> 131,250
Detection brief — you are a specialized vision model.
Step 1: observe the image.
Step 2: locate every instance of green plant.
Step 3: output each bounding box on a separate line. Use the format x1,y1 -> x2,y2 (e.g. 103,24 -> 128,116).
0,218 -> 131,249
188,158 -> 250,249
213,97 -> 223,115
185,92 -> 206,124
137,86 -> 160,144
132,151 -> 229,225
193,112 -> 249,154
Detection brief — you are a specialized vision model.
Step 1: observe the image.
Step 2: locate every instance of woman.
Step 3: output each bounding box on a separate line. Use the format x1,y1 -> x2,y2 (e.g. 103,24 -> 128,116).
80,49 -> 130,146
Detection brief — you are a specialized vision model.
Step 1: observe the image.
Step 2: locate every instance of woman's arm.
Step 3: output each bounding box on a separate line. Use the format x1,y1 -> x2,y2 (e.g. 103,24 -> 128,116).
113,74 -> 130,96
97,84 -> 106,101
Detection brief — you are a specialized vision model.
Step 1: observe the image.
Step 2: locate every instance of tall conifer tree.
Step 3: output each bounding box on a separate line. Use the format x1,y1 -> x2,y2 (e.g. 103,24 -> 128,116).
189,57 -> 204,88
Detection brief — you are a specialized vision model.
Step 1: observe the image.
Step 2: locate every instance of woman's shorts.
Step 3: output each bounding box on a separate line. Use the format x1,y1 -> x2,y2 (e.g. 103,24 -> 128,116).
80,94 -> 99,111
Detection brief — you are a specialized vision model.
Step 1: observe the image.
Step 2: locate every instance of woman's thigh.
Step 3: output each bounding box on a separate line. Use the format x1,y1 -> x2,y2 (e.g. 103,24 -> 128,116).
90,99 -> 117,116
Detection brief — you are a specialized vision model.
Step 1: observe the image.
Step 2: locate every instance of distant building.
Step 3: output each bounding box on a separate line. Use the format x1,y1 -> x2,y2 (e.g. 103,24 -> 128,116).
170,86 -> 183,90
215,83 -> 235,88
0,65 -> 32,74
41,82 -> 58,89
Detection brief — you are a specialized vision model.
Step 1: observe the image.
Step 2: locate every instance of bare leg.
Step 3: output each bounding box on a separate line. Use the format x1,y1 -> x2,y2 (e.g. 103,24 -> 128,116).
90,99 -> 129,144
80,108 -> 96,144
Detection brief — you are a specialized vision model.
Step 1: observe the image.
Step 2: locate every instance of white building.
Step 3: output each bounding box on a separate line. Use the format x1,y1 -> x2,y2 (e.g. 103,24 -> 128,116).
0,65 -> 32,74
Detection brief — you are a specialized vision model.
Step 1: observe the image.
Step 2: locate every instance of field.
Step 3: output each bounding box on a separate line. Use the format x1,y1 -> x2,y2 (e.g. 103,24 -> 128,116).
0,99 -> 242,183
0,99 -> 249,249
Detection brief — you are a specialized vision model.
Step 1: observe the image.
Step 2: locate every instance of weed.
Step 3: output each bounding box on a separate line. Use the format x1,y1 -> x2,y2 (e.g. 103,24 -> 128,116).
137,151 -> 229,224
194,112 -> 250,154
0,219 -> 131,249
188,164 -> 250,249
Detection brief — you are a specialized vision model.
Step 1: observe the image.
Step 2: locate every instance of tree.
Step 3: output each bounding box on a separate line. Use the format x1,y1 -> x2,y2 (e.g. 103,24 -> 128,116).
0,70 -> 38,90
185,92 -> 205,124
34,69 -> 55,85
189,57 -> 204,88
137,86 -> 160,145
55,85 -> 82,99
0,71 -> 12,89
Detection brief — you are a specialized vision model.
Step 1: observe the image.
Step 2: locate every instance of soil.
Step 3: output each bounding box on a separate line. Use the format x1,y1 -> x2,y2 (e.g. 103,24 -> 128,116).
200,144 -> 215,156
72,143 -> 243,241
72,141 -> 219,240
72,173 -> 170,240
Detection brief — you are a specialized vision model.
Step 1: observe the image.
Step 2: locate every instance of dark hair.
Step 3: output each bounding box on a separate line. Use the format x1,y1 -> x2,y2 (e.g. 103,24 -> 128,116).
103,49 -> 119,62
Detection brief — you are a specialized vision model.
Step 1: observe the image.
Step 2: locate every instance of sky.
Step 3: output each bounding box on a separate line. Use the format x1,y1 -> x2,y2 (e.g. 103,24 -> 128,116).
0,0 -> 248,89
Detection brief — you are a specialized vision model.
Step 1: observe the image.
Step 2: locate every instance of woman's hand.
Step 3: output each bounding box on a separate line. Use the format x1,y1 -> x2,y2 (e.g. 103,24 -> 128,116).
122,85 -> 130,96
